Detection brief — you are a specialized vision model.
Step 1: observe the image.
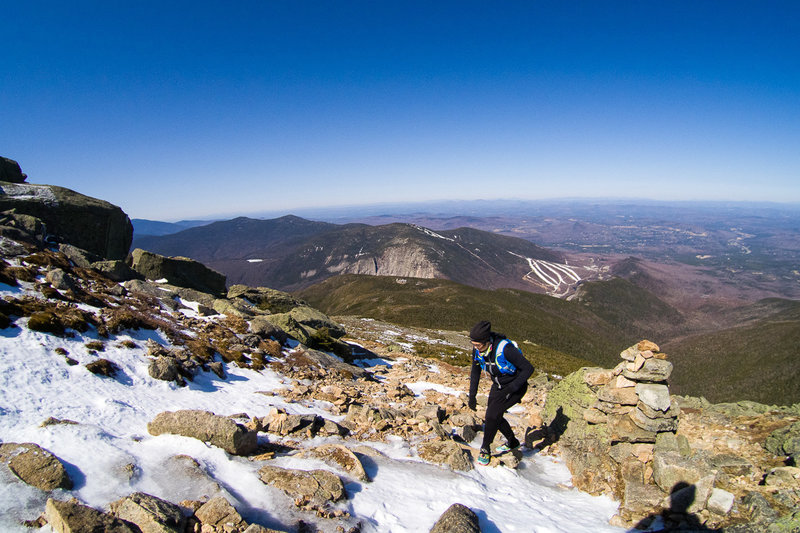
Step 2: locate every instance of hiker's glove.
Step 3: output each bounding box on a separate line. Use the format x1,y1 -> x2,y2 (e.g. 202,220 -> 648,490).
468,397 -> 477,411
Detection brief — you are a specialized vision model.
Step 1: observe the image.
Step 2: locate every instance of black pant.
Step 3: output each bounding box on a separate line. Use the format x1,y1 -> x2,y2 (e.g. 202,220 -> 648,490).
481,382 -> 528,451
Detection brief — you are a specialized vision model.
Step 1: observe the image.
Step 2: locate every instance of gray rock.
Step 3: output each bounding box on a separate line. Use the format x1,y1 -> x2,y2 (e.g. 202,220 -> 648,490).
258,465 -> 346,504
147,410 -> 258,456
59,243 -> 100,268
128,248 -> 226,296
109,492 -> 185,533
148,356 -> 181,383
622,358 -> 673,383
91,260 -> 141,282
653,451 -> 716,493
249,316 -> 289,344
429,503 -> 481,533
45,498 -> 139,533
635,383 -> 671,411
0,182 -> 132,259
0,442 -> 72,490
636,399 -> 680,420
630,406 -> 678,432
707,487 -> 735,515
46,268 -> 78,291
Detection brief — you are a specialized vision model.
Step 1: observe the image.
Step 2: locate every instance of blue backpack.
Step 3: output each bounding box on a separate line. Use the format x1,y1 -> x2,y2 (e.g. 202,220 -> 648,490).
474,338 -> 519,375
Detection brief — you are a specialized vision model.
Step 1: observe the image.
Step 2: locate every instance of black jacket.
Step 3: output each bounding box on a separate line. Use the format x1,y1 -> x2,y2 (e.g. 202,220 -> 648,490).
468,333 -> 534,400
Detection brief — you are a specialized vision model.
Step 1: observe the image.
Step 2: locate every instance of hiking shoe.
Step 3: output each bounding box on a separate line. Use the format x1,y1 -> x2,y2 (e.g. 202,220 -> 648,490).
496,441 -> 521,453
477,448 -> 491,466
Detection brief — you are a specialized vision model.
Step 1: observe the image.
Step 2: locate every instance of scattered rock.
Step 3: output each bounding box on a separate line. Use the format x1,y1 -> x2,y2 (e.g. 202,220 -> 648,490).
429,503 -> 480,533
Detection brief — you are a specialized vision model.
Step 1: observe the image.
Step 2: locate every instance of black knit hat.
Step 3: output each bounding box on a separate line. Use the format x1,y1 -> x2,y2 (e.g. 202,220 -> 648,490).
469,320 -> 492,343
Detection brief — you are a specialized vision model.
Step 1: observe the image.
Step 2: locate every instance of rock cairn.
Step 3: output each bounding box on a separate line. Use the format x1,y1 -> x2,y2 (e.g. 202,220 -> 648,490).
583,339 -> 679,437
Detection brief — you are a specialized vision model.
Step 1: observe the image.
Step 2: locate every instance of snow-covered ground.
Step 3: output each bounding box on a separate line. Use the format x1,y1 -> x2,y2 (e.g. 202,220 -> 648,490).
0,281 -> 625,533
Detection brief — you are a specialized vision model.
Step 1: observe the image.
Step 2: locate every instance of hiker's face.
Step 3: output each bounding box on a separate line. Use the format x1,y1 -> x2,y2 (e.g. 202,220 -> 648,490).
471,340 -> 489,351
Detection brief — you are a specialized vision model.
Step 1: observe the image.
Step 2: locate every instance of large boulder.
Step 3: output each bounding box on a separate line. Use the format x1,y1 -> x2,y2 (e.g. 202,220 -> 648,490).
147,410 -> 258,456
128,249 -> 226,296
0,181 -> 133,260
0,442 -> 72,490
0,156 -> 27,183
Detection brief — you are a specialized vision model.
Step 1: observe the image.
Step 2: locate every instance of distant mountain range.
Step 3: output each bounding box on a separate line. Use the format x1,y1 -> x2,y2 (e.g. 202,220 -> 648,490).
133,215 -> 583,293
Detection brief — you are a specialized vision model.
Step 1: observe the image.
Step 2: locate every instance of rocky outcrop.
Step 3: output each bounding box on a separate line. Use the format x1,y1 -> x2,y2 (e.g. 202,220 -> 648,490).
128,248 -> 227,296
429,503 -> 481,533
0,442 -> 72,490
0,156 -> 27,183
147,410 -> 258,456
227,284 -> 307,314
0,181 -> 133,260
264,306 -> 346,345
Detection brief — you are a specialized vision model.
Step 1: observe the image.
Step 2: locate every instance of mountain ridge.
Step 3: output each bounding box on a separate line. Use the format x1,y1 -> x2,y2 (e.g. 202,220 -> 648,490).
133,215 -> 589,294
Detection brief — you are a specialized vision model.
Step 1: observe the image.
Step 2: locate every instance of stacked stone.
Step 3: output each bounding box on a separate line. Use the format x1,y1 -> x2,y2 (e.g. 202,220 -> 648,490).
585,340 -> 678,437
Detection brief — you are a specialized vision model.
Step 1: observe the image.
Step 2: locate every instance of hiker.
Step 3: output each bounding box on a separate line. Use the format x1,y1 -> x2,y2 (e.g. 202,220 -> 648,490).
467,320 -> 534,466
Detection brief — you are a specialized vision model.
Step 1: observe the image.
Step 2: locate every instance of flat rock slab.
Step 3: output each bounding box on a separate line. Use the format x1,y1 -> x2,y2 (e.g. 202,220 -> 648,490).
258,465 -> 345,505
147,410 -> 258,456
0,442 -> 72,491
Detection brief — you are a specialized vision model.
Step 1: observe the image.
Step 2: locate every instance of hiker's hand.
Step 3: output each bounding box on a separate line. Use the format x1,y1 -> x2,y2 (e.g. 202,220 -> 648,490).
468,397 -> 477,411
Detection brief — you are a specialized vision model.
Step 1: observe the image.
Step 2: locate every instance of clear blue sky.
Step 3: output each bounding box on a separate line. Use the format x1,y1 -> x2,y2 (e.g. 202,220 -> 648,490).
3,1 -> 799,221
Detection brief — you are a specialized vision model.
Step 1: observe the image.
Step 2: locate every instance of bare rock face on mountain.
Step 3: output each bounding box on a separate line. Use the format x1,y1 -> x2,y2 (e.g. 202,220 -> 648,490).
147,410 -> 258,456
129,248 -> 227,296
0,172 -> 133,260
